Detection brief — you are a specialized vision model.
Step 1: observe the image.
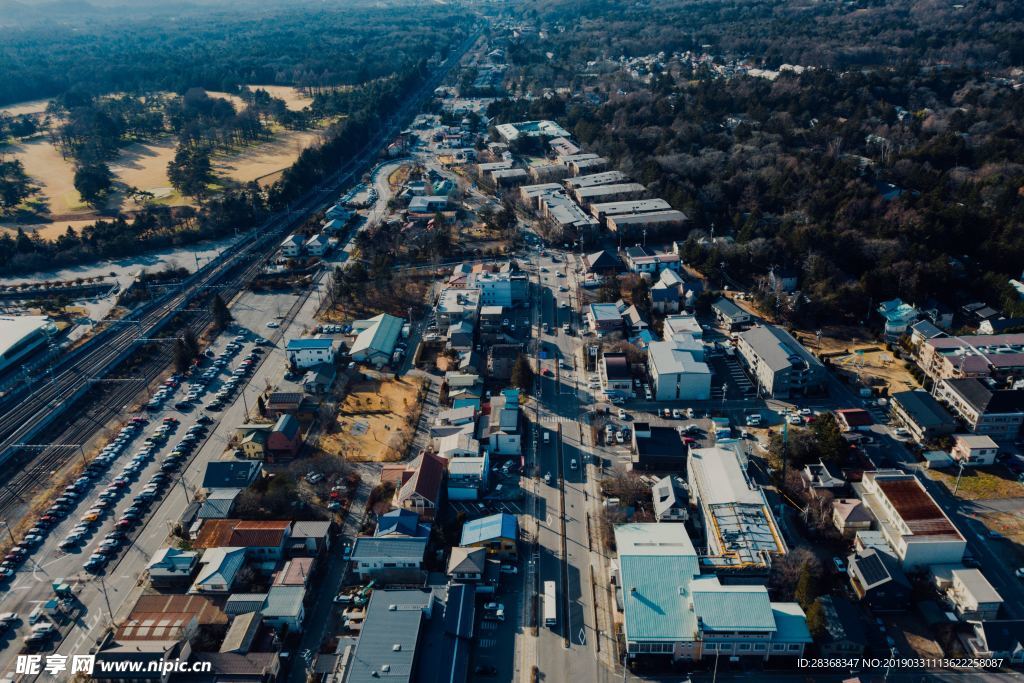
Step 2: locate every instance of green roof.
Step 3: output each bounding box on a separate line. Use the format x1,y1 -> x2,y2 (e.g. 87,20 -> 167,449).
691,578 -> 775,633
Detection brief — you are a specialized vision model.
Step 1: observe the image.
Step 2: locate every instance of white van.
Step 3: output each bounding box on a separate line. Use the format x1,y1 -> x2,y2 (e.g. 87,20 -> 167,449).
543,432 -> 550,444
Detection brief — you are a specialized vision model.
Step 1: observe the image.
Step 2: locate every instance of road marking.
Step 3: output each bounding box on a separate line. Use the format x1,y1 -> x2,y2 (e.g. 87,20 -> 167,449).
578,628 -> 586,645
479,638 -> 496,648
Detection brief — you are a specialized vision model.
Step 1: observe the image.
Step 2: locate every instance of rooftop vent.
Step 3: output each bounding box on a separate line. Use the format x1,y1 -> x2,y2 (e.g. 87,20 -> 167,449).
392,644 -> 402,651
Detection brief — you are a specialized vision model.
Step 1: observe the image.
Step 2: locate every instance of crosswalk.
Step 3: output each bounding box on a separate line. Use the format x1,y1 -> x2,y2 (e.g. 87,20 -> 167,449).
479,638 -> 497,648
538,415 -> 578,424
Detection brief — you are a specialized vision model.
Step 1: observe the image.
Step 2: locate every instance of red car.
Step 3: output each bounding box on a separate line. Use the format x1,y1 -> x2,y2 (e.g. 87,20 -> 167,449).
163,417 -> 179,424
542,368 -> 553,377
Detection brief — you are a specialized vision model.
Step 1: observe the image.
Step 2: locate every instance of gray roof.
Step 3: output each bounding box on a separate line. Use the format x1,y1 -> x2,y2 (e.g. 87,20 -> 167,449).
346,589 -> 432,683
351,536 -> 429,562
712,297 -> 746,320
651,476 -> 686,518
220,611 -> 261,654
447,546 -> 487,575
739,325 -> 823,373
290,520 -> 331,540
891,390 -> 955,428
263,586 -> 305,617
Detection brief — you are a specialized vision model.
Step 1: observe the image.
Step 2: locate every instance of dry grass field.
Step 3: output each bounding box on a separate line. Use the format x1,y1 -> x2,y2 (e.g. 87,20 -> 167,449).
319,378 -> 424,462
108,138 -> 184,206
0,99 -> 50,117
247,85 -> 314,111
213,129 -> 323,184
925,466 -> 1024,500
4,137 -> 85,216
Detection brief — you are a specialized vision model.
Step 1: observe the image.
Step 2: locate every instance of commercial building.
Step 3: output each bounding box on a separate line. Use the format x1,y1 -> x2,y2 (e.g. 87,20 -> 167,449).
853,470 -> 965,569
435,287 -> 481,327
589,198 -> 671,224
607,210 -> 689,235
350,313 -> 404,367
687,444 -> 786,571
889,390 -> 957,443
344,589 -> 433,683
613,523 -> 810,662
494,120 -> 570,142
573,182 -> 648,207
736,325 -> 826,398
0,315 -> 56,374
934,377 -> 1024,442
587,302 -> 625,335
467,263 -> 528,307
648,339 -> 711,401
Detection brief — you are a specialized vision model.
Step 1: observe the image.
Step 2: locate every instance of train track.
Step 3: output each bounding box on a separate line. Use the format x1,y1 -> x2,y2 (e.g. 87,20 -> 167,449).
0,30 -> 479,523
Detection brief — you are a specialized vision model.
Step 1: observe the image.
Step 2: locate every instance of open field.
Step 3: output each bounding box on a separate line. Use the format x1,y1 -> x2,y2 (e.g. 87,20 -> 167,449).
0,99 -> 50,117
3,137 -> 85,217
213,129 -> 323,184
206,90 -> 249,111
924,465 -> 1024,500
248,85 -> 314,111
319,377 -> 424,462
108,138 -> 186,207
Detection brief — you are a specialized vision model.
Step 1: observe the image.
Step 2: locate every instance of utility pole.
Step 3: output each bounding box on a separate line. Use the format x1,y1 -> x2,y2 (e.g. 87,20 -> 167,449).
953,460 -> 966,496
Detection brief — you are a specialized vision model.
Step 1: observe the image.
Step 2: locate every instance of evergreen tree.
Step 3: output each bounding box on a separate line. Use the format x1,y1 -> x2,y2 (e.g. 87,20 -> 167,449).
510,353 -> 534,392
212,294 -> 232,330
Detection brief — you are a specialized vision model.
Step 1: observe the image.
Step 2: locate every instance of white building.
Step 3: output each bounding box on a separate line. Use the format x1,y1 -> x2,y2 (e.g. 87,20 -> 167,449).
950,433 -> 999,466
736,325 -> 826,398
280,234 -> 304,257
854,470 -> 966,569
467,265 -> 528,307
350,313 -> 404,367
285,338 -> 337,369
447,455 -> 489,501
304,233 -> 329,256
648,338 -> 711,401
0,315 -> 56,374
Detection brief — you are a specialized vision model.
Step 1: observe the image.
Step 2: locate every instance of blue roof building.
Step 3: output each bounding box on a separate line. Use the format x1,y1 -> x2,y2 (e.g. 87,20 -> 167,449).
614,523 -> 811,662
459,513 -> 518,559
376,509 -> 431,538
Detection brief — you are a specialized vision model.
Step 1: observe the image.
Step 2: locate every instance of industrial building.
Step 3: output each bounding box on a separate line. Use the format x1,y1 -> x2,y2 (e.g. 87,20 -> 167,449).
687,444 -> 787,572
0,315 -> 56,374
573,182 -> 648,207
606,209 -> 689,235
589,198 -> 671,223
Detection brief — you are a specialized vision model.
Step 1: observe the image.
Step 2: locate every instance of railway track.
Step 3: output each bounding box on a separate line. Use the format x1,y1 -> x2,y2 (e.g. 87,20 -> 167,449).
0,28 -> 478,526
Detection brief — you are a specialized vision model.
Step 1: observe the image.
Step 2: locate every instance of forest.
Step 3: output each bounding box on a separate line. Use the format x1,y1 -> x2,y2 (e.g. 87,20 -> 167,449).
487,0 -> 1024,325
0,3 -> 471,275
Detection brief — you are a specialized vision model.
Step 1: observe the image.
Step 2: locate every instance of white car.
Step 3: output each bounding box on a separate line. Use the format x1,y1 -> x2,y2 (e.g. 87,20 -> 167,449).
266,321 -> 280,328
618,409 -> 627,420
671,409 -> 683,419
1015,568 -> 1024,578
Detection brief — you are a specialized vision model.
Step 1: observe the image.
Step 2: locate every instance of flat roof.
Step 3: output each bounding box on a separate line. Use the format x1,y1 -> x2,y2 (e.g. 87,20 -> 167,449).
574,182 -> 647,199
590,198 -> 671,217
565,170 -> 629,188
607,209 -> 689,228
870,474 -> 962,540
649,341 -> 710,377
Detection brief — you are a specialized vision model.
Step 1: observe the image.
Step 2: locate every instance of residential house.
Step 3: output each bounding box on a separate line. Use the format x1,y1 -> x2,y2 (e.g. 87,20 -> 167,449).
202,461 -> 262,492
573,182 -> 647,207
394,452 -> 447,521
262,586 -> 306,630
767,267 -> 799,293
116,594 -> 226,642
240,430 -> 268,459
225,594 -> 267,618
582,250 -> 622,275
909,320 -> 946,348
349,536 -> 429,582
587,302 -> 624,335
736,325 -> 826,398
265,391 -> 304,419
801,460 -> 845,495
483,389 -> 522,456
832,498 -> 874,539
853,471 -> 966,569
947,568 -> 1003,620
195,519 -> 291,567
187,652 -> 280,682
189,547 -> 246,594
487,344 -> 522,380
219,612 -> 262,655
305,233 -> 329,257
375,509 -> 430,538
408,195 -> 449,213
447,547 -> 488,583
280,234 -> 303,257
951,434 -> 999,466
288,521 -> 331,556
712,298 -> 752,330
459,513 -> 518,560
631,422 -> 687,472
285,338 -> 337,369
890,390 -> 956,443
265,414 -> 302,459
198,488 -> 241,520
934,377 -> 1024,442
978,317 -> 1024,335
448,455 -> 489,500
846,548 -> 912,612
651,475 -> 688,523
146,548 -> 199,588
621,246 -> 681,274
964,621 -> 1024,664
650,268 -> 685,313
599,352 -> 634,399
350,313 -> 404,367
835,408 -> 874,432
815,596 -> 867,658
301,364 -> 336,396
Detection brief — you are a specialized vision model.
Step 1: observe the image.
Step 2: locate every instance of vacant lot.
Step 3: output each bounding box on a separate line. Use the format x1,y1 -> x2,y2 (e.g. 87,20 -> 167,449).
925,466 -> 1024,500
248,85 -> 314,111
319,377 -> 424,462
213,129 -> 323,185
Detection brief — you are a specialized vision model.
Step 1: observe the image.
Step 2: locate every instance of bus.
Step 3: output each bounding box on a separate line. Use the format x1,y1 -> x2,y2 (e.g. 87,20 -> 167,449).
543,580 -> 557,627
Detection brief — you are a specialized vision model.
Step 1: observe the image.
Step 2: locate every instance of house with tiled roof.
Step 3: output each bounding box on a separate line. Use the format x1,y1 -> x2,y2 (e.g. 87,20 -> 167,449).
350,536 -> 429,582
116,594 -> 227,641
194,519 -> 291,568
394,452 -> 447,521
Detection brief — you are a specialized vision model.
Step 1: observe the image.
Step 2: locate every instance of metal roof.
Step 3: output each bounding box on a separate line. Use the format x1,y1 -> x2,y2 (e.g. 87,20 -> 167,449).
286,338 -> 335,350
460,513 -> 517,545
691,577 -> 775,633
351,536 -> 428,561
346,589 -> 432,683
263,586 -> 305,617
351,313 -> 403,360
738,325 -> 823,373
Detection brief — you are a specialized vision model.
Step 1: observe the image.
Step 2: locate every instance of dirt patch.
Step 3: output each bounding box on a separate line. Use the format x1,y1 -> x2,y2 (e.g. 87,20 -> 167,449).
108,137 -> 193,209
790,326 -> 920,394
318,377 -> 425,462
388,164 -> 412,190
924,466 -> 1024,500
213,129 -> 324,184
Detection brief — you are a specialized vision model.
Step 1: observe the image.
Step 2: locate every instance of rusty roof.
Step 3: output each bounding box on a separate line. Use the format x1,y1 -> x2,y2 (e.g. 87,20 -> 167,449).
195,519 -> 290,548
118,595 -> 226,640
876,478 -> 961,538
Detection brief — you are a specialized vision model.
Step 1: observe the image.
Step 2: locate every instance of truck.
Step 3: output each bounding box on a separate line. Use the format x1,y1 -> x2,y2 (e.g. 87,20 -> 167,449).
543,580 -> 557,627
